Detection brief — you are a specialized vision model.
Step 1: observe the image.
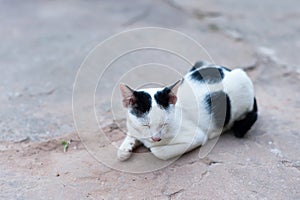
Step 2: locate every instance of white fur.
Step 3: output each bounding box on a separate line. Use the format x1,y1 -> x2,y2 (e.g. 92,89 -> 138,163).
118,67 -> 255,161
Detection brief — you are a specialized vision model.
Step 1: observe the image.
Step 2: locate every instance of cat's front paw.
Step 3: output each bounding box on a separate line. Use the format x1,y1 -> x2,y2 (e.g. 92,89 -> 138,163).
117,148 -> 132,161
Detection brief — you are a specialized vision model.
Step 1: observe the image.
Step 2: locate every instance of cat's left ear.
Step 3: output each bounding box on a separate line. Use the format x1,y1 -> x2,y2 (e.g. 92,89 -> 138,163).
167,79 -> 182,105
119,83 -> 135,108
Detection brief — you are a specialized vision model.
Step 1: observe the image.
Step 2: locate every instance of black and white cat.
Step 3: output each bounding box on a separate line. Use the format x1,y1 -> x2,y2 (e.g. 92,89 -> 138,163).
118,61 -> 258,161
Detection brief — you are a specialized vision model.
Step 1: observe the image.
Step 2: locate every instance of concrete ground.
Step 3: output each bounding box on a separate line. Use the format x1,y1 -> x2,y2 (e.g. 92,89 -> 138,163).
0,0 -> 299,199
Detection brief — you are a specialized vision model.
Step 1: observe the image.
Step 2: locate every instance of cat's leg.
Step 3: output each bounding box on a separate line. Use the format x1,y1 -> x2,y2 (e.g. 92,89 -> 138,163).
117,135 -> 140,161
232,98 -> 258,138
151,129 -> 208,160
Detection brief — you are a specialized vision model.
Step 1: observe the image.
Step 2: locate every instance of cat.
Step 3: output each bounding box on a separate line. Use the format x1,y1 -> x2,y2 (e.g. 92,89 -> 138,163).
118,61 -> 258,161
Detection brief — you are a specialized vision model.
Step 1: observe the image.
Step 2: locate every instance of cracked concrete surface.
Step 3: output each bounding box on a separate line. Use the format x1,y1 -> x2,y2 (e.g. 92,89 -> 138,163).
0,0 -> 300,199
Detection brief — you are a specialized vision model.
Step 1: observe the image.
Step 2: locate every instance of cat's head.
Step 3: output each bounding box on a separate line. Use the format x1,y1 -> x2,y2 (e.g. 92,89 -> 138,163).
119,80 -> 181,143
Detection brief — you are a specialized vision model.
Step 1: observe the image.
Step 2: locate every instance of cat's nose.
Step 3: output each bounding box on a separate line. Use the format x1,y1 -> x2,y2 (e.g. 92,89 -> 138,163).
151,137 -> 161,142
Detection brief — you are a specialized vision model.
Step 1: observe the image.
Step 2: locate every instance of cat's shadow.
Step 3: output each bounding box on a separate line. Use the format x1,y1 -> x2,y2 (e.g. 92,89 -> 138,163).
132,130 -> 247,156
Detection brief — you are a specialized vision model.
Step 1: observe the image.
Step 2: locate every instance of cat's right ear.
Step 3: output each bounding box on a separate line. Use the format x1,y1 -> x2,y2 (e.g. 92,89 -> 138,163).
167,79 -> 182,105
119,83 -> 135,108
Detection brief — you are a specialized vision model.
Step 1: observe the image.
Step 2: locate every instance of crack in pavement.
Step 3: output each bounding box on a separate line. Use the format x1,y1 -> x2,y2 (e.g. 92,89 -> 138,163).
166,188 -> 184,200
161,160 -> 212,198
201,157 -> 223,166
280,160 -> 300,171
161,0 -> 223,20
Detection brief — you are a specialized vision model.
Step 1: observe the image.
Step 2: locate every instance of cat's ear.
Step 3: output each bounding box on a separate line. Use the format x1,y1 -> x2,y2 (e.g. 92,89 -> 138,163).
119,83 -> 135,108
167,79 -> 182,105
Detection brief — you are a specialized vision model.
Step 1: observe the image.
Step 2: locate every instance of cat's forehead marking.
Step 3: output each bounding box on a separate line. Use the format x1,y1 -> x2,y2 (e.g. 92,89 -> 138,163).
154,88 -> 171,109
135,87 -> 171,111
130,91 -> 152,117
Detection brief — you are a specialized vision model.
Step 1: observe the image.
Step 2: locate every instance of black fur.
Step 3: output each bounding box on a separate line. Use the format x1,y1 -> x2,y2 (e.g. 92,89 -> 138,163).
205,91 -> 231,127
224,94 -> 231,126
154,87 -> 171,109
190,61 -> 206,71
232,98 -> 258,138
130,91 -> 152,117
221,66 -> 231,71
191,67 -> 224,84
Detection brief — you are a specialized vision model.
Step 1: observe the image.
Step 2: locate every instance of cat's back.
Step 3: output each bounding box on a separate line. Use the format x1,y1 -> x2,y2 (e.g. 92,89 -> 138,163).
181,61 -> 230,102
179,61 -> 255,128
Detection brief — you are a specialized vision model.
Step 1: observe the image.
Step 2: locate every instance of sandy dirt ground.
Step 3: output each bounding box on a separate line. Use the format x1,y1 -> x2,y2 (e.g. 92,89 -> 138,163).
1,0 -> 300,199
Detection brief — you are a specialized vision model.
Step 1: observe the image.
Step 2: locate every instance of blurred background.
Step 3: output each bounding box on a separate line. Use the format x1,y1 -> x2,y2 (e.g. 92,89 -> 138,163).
1,0 -> 299,142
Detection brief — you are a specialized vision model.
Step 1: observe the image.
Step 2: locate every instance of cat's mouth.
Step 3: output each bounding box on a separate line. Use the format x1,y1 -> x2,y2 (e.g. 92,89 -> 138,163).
151,137 -> 161,142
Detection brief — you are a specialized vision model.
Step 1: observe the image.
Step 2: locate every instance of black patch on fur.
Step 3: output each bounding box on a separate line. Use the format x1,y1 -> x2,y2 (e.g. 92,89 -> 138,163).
221,66 -> 231,71
191,67 -> 224,83
154,88 -> 171,109
130,91 -> 152,117
205,91 -> 231,127
190,61 -> 206,71
232,98 -> 258,138
190,66 -> 197,72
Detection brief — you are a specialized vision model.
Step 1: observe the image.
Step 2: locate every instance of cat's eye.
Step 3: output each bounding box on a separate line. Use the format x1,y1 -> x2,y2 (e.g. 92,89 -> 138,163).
142,124 -> 150,128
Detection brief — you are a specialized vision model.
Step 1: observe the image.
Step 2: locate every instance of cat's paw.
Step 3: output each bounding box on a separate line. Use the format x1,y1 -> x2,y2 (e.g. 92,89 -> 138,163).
117,148 -> 132,161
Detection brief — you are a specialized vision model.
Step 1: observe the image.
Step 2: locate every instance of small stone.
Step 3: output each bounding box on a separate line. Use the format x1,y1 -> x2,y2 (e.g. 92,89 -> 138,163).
225,29 -> 243,41
270,148 -> 283,157
14,92 -> 22,97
